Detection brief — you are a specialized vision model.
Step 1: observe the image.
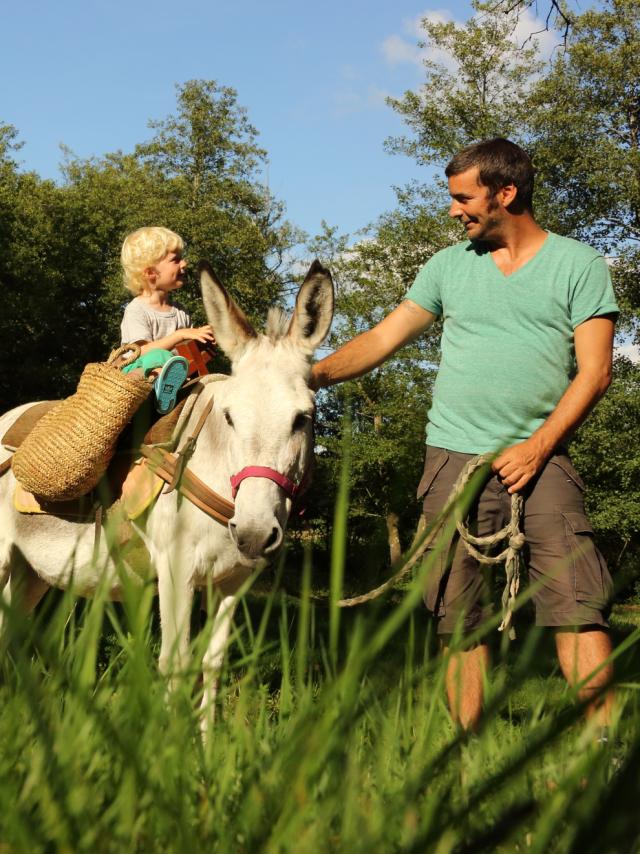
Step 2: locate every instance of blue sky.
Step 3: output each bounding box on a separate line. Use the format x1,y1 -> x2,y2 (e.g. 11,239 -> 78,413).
1,0 -> 482,238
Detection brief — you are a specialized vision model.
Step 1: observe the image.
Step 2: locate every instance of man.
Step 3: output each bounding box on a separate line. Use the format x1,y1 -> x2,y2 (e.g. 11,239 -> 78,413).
311,138 -> 618,732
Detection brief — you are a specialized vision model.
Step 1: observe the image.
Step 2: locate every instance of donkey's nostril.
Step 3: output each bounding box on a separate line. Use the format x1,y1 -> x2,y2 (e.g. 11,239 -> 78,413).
264,526 -> 282,553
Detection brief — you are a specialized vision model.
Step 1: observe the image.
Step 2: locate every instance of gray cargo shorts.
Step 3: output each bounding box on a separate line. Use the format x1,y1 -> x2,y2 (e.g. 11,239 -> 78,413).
417,445 -> 613,635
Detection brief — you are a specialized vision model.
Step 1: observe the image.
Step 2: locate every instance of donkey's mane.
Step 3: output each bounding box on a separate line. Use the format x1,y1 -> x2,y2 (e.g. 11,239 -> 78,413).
265,307 -> 290,342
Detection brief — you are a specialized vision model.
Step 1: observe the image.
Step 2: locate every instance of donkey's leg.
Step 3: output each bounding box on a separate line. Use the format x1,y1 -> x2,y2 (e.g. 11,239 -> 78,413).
0,535 -> 12,640
11,559 -> 50,613
156,553 -> 195,689
0,548 -> 50,639
199,593 -> 239,738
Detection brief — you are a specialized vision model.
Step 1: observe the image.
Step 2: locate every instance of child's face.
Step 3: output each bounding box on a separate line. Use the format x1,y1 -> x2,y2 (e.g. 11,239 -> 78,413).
145,250 -> 187,292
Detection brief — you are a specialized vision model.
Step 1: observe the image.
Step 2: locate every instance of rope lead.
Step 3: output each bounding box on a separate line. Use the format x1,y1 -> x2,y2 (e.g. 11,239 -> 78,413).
450,453 -> 525,639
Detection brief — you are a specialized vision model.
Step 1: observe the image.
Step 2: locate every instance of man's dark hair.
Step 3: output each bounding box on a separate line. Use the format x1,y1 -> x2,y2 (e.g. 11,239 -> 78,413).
445,138 -> 535,212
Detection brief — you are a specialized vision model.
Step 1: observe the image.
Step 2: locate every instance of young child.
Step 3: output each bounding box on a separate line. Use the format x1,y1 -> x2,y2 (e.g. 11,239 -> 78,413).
119,226 -> 214,414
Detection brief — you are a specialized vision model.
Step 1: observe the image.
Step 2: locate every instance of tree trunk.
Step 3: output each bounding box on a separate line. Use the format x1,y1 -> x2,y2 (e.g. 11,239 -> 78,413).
386,511 -> 402,564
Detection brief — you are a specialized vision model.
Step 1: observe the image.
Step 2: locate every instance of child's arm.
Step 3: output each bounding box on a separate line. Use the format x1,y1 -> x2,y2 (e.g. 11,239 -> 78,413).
137,325 -> 214,354
121,300 -> 215,353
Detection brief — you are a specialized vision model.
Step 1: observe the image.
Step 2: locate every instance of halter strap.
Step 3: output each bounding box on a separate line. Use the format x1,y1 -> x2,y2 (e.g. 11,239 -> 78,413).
230,466 -> 300,500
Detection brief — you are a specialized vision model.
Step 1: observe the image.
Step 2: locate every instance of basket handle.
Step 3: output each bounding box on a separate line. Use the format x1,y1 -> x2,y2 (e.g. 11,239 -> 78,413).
108,343 -> 142,369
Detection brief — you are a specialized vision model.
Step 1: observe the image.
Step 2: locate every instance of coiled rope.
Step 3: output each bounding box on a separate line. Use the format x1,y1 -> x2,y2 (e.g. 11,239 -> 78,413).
337,453 -> 525,637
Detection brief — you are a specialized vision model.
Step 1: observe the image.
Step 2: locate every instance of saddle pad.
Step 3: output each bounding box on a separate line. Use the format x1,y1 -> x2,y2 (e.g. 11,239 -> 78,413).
121,460 -> 164,519
14,458 -> 164,521
2,401 -> 60,450
14,484 -> 96,517
143,397 -> 188,445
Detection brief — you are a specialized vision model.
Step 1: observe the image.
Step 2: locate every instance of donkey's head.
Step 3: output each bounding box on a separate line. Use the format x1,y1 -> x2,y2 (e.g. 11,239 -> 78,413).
199,260 -> 334,562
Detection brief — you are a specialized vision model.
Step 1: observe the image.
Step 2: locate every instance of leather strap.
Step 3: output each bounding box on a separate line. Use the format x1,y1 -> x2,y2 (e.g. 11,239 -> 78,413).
166,396 -> 213,492
140,445 -> 234,526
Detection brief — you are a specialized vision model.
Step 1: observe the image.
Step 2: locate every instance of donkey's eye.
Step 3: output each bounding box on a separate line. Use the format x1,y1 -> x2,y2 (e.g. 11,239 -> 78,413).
292,412 -> 310,432
224,409 -> 234,428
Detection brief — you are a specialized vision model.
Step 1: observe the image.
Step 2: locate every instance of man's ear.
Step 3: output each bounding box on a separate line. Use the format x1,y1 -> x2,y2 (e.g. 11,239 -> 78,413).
499,183 -> 518,208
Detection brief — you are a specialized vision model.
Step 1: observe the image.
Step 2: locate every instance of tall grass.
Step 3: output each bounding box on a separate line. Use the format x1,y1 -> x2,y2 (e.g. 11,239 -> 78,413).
0,464 -> 638,852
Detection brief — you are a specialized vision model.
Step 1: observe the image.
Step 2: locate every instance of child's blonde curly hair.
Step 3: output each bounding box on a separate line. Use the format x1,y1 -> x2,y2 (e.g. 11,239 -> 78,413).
121,226 -> 185,295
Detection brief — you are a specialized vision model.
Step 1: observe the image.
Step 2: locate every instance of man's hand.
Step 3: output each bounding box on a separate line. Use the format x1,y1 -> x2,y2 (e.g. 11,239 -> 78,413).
492,437 -> 550,494
492,315 -> 615,494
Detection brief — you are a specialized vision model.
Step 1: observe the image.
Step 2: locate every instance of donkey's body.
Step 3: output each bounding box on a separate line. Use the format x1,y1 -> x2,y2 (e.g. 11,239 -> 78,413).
0,261 -> 333,725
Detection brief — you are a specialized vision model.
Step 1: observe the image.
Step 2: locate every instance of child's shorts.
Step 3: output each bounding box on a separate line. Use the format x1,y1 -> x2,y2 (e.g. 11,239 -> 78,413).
122,350 -> 174,376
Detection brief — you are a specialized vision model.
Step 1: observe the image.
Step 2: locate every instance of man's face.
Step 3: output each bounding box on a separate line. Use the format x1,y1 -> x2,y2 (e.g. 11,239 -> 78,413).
447,167 -> 503,242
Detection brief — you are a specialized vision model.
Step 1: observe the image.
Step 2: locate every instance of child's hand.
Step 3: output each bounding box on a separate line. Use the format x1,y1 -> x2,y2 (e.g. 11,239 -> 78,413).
184,326 -> 216,345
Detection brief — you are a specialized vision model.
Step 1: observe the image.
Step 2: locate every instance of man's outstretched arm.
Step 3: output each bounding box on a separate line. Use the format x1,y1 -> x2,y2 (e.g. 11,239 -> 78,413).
493,314 -> 616,493
310,300 -> 437,390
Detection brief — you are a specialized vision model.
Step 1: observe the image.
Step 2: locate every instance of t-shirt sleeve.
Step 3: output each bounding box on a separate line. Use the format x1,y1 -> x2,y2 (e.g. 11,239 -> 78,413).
570,256 -> 619,329
405,253 -> 444,316
174,304 -> 192,329
121,301 -> 152,345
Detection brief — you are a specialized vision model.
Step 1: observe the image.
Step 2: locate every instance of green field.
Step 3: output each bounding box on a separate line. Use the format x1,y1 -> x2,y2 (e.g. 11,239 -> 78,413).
0,540 -> 638,853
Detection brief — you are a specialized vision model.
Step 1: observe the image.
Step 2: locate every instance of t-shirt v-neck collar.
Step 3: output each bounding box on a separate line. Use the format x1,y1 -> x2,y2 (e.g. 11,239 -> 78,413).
486,231 -> 551,280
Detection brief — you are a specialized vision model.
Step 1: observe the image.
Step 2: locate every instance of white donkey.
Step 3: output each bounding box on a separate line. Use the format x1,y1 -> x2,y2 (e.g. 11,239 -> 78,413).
0,260 -> 333,723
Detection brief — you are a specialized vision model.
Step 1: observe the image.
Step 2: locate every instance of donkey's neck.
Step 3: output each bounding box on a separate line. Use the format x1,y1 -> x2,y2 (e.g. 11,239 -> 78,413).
183,385 -> 234,502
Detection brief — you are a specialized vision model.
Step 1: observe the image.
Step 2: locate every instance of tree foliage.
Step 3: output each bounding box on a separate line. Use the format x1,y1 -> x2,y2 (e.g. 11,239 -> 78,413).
305,198 -> 455,578
385,3 -> 541,167
0,81 -> 298,410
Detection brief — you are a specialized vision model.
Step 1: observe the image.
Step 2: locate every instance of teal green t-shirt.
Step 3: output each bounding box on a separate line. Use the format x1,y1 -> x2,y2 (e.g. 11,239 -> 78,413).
405,233 -> 618,454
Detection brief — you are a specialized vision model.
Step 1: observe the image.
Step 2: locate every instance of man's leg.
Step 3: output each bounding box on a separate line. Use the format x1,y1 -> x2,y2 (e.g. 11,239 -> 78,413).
418,447 -> 506,731
443,642 -> 490,731
555,627 -> 614,726
523,452 -> 615,728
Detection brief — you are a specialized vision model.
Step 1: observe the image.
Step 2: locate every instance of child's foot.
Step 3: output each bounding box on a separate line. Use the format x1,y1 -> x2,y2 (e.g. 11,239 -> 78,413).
154,356 -> 189,414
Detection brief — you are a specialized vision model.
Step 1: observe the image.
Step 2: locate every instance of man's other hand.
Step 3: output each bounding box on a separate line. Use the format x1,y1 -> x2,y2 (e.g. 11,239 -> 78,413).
492,437 -> 550,493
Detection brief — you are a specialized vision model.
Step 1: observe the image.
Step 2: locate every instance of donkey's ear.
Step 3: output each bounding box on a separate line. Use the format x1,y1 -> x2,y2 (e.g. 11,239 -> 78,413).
199,261 -> 256,362
287,260 -> 334,355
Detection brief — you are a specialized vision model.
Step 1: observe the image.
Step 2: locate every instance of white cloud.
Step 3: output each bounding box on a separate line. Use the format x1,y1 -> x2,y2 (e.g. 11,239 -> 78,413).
382,9 -> 456,70
382,33 -> 424,67
509,7 -> 562,62
382,6 -> 561,73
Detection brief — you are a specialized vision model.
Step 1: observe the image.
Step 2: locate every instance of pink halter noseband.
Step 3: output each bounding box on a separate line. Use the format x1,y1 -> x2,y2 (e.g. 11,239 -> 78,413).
230,466 -> 303,500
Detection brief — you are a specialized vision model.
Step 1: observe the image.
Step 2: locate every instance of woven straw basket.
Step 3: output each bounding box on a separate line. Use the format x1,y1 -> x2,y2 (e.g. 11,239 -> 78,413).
12,345 -> 152,501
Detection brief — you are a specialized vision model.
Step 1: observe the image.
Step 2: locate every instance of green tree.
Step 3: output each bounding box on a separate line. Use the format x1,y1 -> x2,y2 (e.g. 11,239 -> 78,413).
385,3 -> 541,169
0,127 -> 114,407
570,359 -> 640,588
133,80 -> 299,320
309,4 -> 545,579
0,81 -> 299,410
529,0 -> 640,335
307,198 -> 454,581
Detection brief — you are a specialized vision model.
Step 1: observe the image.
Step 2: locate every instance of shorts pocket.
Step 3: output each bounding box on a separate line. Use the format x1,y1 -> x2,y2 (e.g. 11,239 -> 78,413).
562,510 -> 611,607
551,455 -> 585,492
416,447 -> 449,500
